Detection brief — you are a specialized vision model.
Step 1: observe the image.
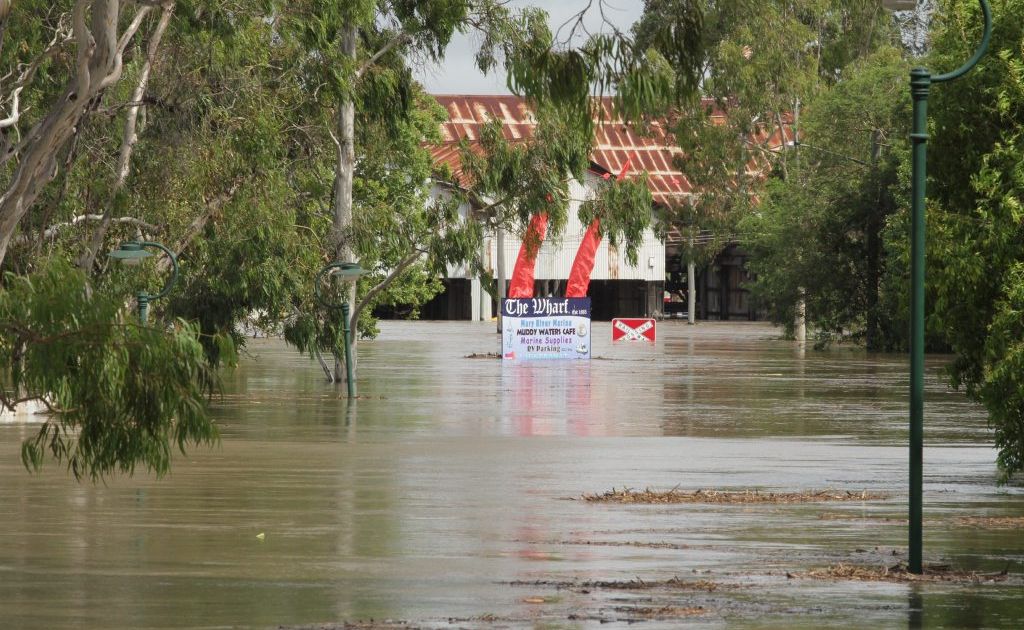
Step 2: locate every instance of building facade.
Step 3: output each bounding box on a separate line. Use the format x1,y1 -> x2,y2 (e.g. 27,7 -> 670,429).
411,95 -> 785,322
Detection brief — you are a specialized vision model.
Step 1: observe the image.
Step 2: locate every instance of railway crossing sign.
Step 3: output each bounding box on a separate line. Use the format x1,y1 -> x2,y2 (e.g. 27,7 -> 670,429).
612,318 -> 656,342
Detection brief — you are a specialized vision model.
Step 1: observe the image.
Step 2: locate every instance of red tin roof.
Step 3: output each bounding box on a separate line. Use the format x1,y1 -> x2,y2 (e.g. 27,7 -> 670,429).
430,94 -> 793,214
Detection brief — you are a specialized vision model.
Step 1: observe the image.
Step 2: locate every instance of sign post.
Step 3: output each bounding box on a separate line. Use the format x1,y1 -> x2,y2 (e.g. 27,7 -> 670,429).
502,298 -> 591,361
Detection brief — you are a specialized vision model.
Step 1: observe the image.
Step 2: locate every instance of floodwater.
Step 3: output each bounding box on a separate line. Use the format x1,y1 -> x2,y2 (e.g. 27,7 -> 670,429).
1,321 -> 1022,629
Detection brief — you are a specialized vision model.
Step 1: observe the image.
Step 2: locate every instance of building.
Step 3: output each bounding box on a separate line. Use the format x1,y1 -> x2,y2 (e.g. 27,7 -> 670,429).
418,95 -> 788,321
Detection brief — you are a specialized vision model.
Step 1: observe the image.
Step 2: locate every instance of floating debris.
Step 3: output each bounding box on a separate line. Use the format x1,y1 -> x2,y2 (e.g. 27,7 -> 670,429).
580,487 -> 888,504
955,516 -> 1024,529
507,577 -> 724,592
560,539 -> 692,550
791,562 -> 1016,584
612,605 -> 707,619
464,352 -> 500,359
817,512 -> 908,523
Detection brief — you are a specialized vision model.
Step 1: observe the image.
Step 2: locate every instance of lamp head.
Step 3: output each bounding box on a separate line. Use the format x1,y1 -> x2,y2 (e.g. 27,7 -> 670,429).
108,241 -> 153,266
328,261 -> 366,283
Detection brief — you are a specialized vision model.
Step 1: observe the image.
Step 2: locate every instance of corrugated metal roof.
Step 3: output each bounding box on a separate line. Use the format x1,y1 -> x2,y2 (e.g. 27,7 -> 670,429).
430,95 -> 793,241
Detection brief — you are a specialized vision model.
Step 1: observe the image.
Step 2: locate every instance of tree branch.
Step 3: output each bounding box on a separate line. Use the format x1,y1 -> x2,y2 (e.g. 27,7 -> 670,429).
156,180 -> 241,272
79,3 -> 174,270
0,86 -> 23,129
349,250 -> 423,334
14,214 -> 159,246
355,31 -> 412,79
95,4 -> 154,93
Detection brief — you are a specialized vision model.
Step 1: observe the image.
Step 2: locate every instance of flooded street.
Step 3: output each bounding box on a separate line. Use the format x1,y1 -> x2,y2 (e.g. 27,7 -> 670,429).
1,321 -> 1022,628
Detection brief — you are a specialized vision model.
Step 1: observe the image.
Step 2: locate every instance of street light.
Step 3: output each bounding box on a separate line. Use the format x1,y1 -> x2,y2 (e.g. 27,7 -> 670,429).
314,261 -> 366,398
882,0 -> 992,574
108,241 -> 179,323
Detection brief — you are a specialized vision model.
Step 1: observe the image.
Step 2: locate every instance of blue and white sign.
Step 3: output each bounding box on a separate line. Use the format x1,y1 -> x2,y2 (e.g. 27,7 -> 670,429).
502,298 -> 592,361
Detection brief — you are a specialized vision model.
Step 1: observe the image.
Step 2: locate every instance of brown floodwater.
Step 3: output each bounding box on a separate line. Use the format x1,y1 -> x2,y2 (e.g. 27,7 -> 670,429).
1,321 -> 1022,629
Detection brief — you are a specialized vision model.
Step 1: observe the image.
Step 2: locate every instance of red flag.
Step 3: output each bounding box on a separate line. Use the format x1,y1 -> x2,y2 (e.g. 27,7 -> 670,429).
565,218 -> 601,298
617,157 -> 632,181
565,160 -> 632,298
508,213 -> 548,298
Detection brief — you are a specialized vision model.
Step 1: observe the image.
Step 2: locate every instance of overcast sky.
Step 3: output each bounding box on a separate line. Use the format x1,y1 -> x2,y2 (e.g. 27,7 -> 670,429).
413,1 -> 645,95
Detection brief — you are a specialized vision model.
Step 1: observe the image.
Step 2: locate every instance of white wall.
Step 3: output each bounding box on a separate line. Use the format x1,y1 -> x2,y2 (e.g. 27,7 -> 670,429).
495,172 -> 665,282
432,171 -> 666,285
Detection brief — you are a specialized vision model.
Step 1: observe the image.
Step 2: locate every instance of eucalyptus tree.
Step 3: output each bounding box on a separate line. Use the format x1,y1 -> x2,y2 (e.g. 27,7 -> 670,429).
0,0 -> 706,476
0,1 -> 327,478
0,0 -> 181,268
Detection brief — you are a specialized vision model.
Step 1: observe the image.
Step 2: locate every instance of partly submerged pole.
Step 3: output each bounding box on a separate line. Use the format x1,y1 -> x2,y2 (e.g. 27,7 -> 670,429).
341,301 -> 355,399
901,0 -> 991,574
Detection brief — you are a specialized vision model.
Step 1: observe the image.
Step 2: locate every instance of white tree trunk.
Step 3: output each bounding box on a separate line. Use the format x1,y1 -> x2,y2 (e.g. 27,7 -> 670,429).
496,225 -> 506,333
687,259 -> 696,325
795,287 -> 807,345
330,22 -> 358,385
80,4 -> 174,270
0,1 -> 152,268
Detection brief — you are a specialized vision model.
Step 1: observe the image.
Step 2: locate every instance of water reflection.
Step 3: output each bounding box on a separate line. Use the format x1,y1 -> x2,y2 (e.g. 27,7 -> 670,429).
909,586 -> 924,629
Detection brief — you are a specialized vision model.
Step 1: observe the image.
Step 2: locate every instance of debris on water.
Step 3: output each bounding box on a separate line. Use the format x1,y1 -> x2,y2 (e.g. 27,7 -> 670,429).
955,516 -> 1024,529
580,487 -> 889,504
560,539 -> 692,550
506,576 -> 724,592
612,604 -> 706,619
817,512 -> 907,523
282,620 -> 417,629
792,562 -> 1017,584
464,352 -> 500,359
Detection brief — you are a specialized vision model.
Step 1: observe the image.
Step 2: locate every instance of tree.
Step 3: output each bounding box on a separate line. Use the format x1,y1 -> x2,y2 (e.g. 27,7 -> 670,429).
635,0 -> 895,324
0,258 -> 228,480
0,1 -> 321,476
741,47 -> 911,349
0,1 -> 170,268
0,1 -> 707,475
924,0 -> 1024,480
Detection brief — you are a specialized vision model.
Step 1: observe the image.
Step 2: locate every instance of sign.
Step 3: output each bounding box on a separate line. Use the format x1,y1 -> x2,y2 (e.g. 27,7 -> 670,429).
612,318 -> 656,342
502,298 -> 591,360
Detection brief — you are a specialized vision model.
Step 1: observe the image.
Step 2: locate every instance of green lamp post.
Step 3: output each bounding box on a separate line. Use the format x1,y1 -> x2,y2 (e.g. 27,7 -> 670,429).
108,241 -> 179,323
314,261 -> 366,398
882,0 -> 991,574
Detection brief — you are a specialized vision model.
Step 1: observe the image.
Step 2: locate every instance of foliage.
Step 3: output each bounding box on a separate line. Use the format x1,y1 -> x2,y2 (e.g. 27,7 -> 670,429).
579,174 -> 655,266
741,47 -> 911,349
925,0 -> 1024,480
0,259 -> 228,481
637,0 -> 897,265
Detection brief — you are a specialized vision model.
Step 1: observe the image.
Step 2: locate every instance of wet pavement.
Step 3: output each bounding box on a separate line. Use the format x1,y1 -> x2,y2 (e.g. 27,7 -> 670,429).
1,321 -> 1022,628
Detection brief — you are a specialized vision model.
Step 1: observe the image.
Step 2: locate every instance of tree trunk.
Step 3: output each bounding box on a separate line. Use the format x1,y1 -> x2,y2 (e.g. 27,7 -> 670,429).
79,4 -> 174,271
495,225 -> 506,333
0,1 -> 151,269
795,287 -> 807,346
687,258 -> 696,325
865,129 -> 884,351
330,22 -> 358,383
